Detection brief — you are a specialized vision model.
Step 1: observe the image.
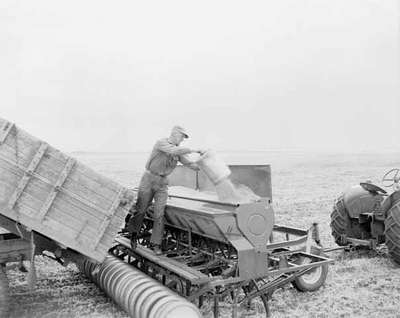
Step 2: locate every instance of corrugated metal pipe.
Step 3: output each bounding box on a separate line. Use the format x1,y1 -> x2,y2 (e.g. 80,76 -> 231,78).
76,254 -> 202,318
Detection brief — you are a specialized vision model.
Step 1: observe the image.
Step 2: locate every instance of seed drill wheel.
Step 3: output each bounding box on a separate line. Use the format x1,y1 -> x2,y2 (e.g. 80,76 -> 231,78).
0,265 -> 10,318
292,256 -> 329,292
330,195 -> 353,245
237,280 -> 271,317
385,202 -> 400,265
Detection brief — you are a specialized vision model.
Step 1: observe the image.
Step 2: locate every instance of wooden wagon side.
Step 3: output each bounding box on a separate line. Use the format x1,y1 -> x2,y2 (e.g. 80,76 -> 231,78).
0,117 -> 135,262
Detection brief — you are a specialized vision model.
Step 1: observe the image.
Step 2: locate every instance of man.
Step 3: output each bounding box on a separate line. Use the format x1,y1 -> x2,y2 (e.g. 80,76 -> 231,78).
128,125 -> 203,255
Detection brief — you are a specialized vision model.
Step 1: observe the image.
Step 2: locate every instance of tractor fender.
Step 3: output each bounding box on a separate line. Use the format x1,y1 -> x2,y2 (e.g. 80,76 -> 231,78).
343,185 -> 382,218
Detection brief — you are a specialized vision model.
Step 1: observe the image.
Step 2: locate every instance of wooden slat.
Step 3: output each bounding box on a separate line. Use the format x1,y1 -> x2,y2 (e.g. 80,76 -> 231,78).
2,131 -> 121,191
8,143 -> 48,210
14,184 -> 117,239
0,153 -> 117,217
62,176 -> 118,210
0,121 -> 14,144
0,238 -> 31,254
93,188 -> 125,248
19,197 -> 99,238
37,157 -> 76,220
75,219 -> 89,241
1,140 -> 121,201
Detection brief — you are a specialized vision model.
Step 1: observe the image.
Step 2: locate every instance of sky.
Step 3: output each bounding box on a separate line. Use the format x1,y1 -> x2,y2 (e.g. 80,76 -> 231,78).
1,0 -> 399,153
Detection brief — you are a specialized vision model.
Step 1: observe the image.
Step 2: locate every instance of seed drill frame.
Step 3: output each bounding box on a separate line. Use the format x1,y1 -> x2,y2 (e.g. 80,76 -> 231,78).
115,165 -> 333,317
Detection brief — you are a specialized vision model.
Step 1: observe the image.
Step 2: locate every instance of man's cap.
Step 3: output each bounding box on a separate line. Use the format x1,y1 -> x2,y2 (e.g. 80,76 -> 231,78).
172,125 -> 189,138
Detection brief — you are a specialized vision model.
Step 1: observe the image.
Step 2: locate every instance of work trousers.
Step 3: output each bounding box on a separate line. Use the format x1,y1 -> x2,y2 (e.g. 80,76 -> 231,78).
130,171 -> 168,246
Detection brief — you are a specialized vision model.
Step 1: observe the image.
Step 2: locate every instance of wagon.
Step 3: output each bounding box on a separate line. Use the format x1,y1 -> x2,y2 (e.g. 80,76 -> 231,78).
0,117 -> 135,315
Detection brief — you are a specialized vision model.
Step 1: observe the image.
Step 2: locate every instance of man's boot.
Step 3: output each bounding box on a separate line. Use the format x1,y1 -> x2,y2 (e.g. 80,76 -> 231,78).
130,232 -> 138,250
152,244 -> 163,256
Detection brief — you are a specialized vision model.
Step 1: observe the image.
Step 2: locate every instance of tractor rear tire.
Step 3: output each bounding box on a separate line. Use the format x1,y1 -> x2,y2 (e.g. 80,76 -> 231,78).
330,196 -> 351,246
0,266 -> 10,318
385,202 -> 400,265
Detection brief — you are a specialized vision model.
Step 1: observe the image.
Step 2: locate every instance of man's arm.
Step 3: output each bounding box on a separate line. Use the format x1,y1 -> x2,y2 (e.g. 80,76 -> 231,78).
156,139 -> 192,156
179,155 -> 200,171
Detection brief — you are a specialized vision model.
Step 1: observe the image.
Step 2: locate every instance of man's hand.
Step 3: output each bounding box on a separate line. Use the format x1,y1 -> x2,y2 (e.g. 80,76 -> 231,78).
188,163 -> 200,171
192,148 -> 206,155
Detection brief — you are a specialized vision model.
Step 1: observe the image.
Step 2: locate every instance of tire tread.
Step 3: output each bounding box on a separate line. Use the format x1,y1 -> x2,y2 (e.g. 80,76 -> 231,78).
330,196 -> 350,246
385,202 -> 400,264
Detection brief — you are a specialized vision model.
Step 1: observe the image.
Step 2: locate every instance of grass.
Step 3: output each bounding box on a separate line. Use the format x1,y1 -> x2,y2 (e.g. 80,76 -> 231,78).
5,151 -> 400,317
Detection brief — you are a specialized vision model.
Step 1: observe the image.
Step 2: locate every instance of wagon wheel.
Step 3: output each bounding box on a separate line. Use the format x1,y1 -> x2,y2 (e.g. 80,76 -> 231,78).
0,265 -> 10,318
292,256 -> 328,292
166,275 -> 185,296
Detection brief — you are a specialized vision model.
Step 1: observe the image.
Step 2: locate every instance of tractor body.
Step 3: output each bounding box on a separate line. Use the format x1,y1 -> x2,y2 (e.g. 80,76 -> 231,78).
331,171 -> 400,264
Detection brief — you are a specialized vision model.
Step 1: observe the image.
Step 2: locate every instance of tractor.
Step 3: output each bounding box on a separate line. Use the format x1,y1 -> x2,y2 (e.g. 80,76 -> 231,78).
330,168 -> 400,264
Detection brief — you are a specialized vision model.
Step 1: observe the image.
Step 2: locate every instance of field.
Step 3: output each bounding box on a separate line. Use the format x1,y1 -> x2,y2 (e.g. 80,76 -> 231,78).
6,151 -> 400,318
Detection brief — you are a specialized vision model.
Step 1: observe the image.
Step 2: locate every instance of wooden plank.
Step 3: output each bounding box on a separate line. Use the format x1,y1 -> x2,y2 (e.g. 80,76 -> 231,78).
4,124 -> 50,156
0,148 -> 30,172
69,165 -> 121,198
2,135 -> 121,197
92,188 -> 125,248
14,190 -> 124,246
0,250 -> 32,263
17,183 -> 127,242
20,177 -> 57,203
8,143 -> 48,210
0,238 -> 31,254
10,201 -> 101,244
0,165 -> 23,204
60,187 -> 114,216
18,184 -> 105,226
0,159 -> 24,178
35,155 -> 122,206
51,192 -> 106,222
21,198 -> 120,247
34,159 -> 119,209
0,200 -> 107,261
1,200 -> 121,260
37,157 -> 76,220
62,176 -> 117,210
96,208 -> 127,247
20,198 -> 99,238
0,121 -> 14,144
0,153 -> 30,176
1,142 -> 66,180
0,157 -> 115,219
34,156 -> 65,184
2,130 -> 40,169
18,181 -> 53,214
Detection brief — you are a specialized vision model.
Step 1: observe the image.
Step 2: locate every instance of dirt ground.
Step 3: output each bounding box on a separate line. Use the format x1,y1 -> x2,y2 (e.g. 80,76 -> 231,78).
5,151 -> 400,318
